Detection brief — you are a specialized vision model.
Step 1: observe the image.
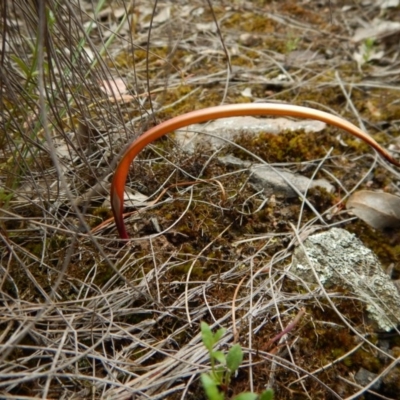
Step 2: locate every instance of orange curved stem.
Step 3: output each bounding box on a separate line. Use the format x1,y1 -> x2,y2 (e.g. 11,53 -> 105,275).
111,103 -> 399,239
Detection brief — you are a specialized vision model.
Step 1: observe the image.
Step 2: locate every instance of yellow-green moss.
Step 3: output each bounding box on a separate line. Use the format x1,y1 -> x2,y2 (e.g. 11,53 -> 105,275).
223,12 -> 276,33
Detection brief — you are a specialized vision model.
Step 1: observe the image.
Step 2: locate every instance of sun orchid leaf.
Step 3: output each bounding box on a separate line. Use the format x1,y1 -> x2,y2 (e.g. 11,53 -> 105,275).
201,322 -> 214,351
99,77 -> 127,96
214,327 -> 226,343
259,389 -> 274,400
201,373 -> 224,400
226,344 -> 243,373
212,366 -> 226,384
211,350 -> 226,364
10,55 -> 31,78
233,393 -> 258,400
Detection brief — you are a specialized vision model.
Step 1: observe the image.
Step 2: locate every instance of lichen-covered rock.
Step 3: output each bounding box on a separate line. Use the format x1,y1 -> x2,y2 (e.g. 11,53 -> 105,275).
291,228 -> 400,332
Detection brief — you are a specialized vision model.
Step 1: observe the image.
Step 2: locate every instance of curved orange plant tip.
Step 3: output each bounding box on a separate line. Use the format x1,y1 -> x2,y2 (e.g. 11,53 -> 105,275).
111,103 -> 400,239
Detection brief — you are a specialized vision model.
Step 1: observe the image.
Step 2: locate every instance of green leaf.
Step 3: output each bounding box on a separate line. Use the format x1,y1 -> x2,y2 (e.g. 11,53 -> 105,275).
226,344 -> 243,373
10,55 -> 31,78
211,350 -> 226,364
46,8 -> 56,29
233,393 -> 258,400
259,389 -> 274,400
212,366 -> 225,384
201,373 -> 224,400
214,327 -> 226,342
201,322 -> 214,351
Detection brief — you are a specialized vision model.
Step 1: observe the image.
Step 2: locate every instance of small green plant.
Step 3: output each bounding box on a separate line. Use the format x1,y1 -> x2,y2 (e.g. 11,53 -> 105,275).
285,34 -> 300,53
362,37 -> 375,63
200,321 -> 274,400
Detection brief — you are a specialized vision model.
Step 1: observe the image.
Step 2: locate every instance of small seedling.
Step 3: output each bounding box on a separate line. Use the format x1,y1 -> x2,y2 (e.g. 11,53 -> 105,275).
285,35 -> 300,53
200,321 -> 274,400
362,37 -> 375,63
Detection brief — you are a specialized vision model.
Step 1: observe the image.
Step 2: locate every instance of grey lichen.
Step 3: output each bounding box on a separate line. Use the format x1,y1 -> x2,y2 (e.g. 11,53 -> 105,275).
291,228 -> 400,332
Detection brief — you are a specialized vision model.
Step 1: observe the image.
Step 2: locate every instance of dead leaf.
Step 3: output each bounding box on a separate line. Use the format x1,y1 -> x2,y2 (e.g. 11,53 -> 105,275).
141,5 -> 170,27
352,19 -> 400,43
82,47 -> 95,62
353,44 -> 384,66
96,6 -> 128,21
99,78 -> 127,97
346,190 -> 400,229
365,101 -> 382,118
195,22 -> 218,33
239,33 -> 261,47
103,188 -> 150,209
99,78 -> 135,103
108,94 -> 135,104
240,87 -> 252,98
377,0 -> 399,9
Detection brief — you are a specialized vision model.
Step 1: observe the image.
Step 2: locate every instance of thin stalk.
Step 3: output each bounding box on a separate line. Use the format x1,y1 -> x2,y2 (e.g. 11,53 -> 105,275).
111,103 -> 400,239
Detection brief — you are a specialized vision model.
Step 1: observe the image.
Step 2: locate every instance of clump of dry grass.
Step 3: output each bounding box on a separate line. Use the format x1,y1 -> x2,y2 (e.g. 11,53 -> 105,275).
1,1 -> 400,399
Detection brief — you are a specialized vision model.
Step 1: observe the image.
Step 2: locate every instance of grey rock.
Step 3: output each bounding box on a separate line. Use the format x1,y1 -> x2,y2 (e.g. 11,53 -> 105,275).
291,228 -> 400,332
377,340 -> 391,363
219,155 -> 335,197
175,116 -> 326,153
250,164 -> 334,197
354,368 -> 381,391
219,154 -> 252,168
